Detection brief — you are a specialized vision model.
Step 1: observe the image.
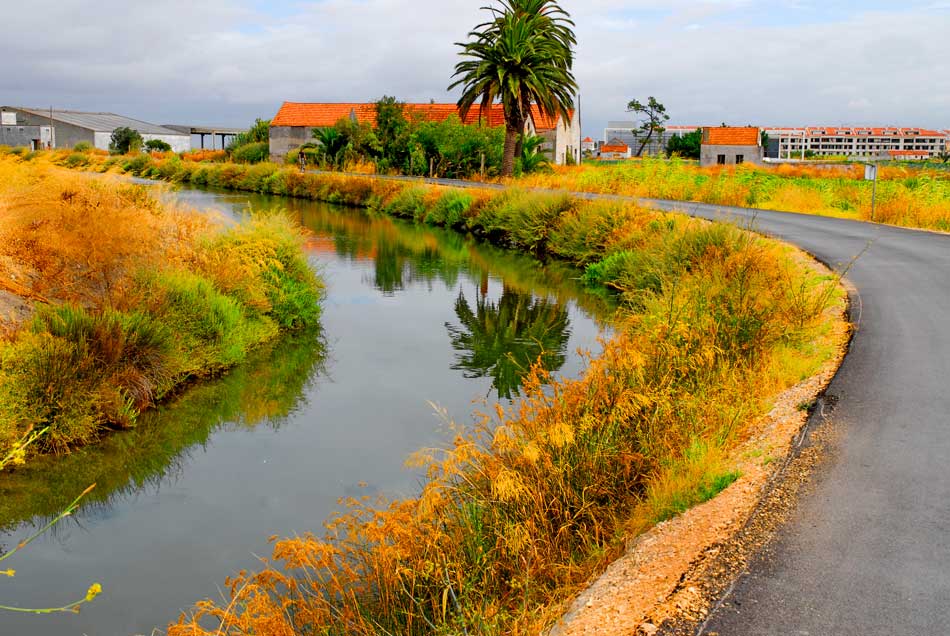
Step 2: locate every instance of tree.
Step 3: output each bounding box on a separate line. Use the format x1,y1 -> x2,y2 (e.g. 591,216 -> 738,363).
938,151 -> 950,164
228,118 -> 270,151
450,0 -> 577,177
518,134 -> 551,173
109,127 -> 143,154
144,139 -> 172,152
666,128 -> 702,159
311,126 -> 347,168
626,96 -> 669,157
374,96 -> 410,172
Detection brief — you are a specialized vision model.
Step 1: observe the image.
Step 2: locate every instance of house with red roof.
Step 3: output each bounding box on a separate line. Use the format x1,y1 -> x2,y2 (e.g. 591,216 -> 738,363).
700,126 -> 762,167
269,101 -> 581,166
581,136 -> 595,154
599,138 -> 630,160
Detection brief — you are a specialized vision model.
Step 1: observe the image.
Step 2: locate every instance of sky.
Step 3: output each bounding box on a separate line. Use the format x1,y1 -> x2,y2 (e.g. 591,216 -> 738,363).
2,0 -> 949,139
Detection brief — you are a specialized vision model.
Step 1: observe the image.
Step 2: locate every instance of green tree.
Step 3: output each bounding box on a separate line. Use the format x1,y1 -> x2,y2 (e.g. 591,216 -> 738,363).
144,139 -> 172,152
518,134 -> 552,173
445,285 -> 571,399
374,96 -> 410,172
627,96 -> 669,157
450,0 -> 577,177
666,128 -> 702,159
228,118 -> 270,151
412,114 -> 506,178
109,127 -> 143,154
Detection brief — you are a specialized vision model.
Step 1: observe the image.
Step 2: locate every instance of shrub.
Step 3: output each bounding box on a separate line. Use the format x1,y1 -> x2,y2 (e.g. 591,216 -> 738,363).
73,141 -> 93,153
231,142 -> 270,164
145,139 -> 173,152
109,127 -> 143,154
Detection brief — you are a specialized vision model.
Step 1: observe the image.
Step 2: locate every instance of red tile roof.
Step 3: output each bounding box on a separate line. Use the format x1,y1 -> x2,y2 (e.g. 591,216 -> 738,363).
271,101 -> 570,130
582,136 -> 593,142
702,126 -> 760,146
600,143 -> 629,153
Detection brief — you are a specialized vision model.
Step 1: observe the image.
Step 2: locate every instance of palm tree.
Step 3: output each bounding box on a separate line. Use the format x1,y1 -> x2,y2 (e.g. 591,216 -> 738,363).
450,1 -> 577,177
445,285 -> 571,399
519,134 -> 552,174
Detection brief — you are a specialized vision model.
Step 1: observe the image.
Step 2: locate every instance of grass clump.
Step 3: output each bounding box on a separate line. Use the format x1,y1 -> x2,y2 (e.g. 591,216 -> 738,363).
0,155 -> 324,460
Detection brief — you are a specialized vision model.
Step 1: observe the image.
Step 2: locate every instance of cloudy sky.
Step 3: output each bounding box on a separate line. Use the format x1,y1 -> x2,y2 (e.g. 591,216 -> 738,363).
3,1 -> 948,137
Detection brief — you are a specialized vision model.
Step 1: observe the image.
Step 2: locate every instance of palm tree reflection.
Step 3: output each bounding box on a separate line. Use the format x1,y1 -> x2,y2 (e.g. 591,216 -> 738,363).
446,284 -> 571,399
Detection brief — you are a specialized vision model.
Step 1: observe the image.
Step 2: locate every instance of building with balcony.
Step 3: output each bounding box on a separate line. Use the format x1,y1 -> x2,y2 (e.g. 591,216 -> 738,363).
765,127 -> 946,160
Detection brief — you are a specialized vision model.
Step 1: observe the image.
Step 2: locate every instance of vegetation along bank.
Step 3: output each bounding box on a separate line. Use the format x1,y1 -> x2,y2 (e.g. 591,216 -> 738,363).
25,148 -> 846,633
0,154 -> 324,462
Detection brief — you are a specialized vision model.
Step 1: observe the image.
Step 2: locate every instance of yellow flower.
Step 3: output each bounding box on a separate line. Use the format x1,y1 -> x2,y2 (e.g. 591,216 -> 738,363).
2,568 -> 15,577
85,583 -> 102,603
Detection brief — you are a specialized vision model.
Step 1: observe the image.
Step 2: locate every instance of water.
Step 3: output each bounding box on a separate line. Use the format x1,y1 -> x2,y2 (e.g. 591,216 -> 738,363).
0,186 -> 611,635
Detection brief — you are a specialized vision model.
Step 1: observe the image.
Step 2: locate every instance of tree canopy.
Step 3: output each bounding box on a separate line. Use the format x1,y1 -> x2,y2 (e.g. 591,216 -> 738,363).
627,96 -> 669,157
109,127 -> 143,154
450,0 -> 577,176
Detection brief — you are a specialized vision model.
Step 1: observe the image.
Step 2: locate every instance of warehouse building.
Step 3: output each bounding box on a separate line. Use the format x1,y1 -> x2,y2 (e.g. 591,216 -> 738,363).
0,109 -> 52,150
1,107 -> 190,152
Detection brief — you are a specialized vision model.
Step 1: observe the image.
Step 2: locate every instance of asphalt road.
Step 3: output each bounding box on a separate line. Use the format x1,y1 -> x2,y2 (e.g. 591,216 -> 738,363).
316,171 -> 950,634
645,201 -> 950,636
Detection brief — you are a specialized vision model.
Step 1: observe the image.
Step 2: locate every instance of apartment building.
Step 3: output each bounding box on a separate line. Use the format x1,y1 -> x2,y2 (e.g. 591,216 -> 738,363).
766,127 -> 947,160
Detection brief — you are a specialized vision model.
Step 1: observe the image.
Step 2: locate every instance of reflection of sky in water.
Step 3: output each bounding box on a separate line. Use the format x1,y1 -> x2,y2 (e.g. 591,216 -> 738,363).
0,186 -> 610,636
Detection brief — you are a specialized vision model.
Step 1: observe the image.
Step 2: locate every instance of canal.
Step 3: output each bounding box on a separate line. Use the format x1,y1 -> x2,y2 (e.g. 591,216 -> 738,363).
0,185 -> 611,635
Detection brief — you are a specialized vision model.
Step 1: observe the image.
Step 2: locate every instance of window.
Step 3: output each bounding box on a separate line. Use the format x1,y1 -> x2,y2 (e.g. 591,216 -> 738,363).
717,154 -> 726,165
736,154 -> 744,164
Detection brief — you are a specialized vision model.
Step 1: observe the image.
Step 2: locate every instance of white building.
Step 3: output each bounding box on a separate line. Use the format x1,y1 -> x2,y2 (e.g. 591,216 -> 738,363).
765,126 -> 947,160
2,107 -> 191,153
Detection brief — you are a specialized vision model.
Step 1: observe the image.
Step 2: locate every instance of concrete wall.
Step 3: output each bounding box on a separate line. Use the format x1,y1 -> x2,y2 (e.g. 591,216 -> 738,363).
700,144 -> 762,167
0,124 -> 52,149
270,126 -> 311,162
10,109 -> 93,148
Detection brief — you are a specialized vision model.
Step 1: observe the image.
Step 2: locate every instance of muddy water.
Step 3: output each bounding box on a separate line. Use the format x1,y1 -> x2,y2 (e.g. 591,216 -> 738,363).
0,186 -> 611,635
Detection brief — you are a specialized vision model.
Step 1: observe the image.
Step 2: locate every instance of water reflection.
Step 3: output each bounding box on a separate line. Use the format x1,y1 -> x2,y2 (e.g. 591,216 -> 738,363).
0,327 -> 326,533
446,285 -> 571,399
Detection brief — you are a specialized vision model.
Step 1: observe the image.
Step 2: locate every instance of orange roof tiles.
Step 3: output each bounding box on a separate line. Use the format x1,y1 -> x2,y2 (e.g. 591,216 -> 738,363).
702,126 -> 760,146
271,101 -> 569,130
601,143 -> 629,153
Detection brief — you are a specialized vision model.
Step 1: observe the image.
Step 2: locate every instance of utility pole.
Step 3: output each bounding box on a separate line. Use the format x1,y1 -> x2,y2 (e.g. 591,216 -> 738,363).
49,105 -> 54,149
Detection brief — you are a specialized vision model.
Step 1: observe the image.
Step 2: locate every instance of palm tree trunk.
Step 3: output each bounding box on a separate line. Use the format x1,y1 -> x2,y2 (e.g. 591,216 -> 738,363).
502,122 -> 521,177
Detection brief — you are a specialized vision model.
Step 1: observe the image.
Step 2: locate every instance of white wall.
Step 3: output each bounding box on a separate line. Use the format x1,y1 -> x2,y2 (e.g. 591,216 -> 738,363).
93,131 -> 190,153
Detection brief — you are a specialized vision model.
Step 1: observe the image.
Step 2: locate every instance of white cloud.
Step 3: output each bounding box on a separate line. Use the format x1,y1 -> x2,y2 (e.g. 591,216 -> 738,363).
0,1 -> 947,136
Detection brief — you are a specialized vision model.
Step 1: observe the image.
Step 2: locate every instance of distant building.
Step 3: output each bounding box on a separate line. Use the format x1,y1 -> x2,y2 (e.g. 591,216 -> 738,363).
765,126 -> 946,160
581,136 -> 596,154
0,108 -> 52,150
603,122 -> 700,157
599,138 -> 631,160
888,149 -> 932,161
269,102 -> 581,166
700,127 -> 762,167
1,107 -> 190,152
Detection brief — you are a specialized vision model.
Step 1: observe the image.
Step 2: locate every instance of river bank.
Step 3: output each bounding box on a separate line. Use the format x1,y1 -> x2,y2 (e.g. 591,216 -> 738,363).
0,155 -> 324,461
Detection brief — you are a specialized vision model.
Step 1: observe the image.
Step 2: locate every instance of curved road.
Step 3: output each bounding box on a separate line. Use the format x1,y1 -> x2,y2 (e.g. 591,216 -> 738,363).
318,171 -> 950,634
643,200 -> 950,636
